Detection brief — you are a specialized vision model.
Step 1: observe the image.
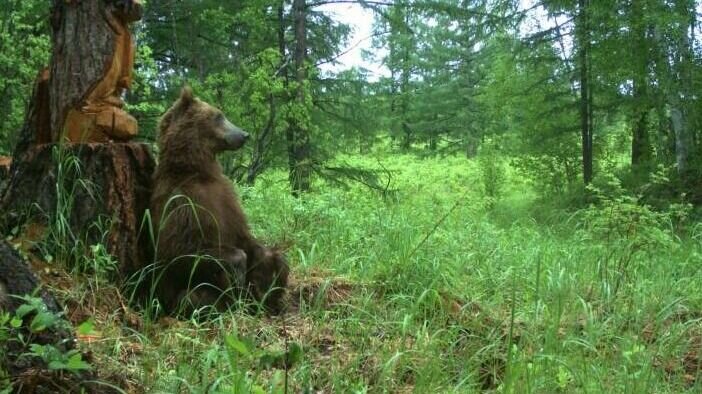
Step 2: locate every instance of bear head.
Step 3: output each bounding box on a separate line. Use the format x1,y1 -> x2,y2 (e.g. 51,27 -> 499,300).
158,87 -> 249,169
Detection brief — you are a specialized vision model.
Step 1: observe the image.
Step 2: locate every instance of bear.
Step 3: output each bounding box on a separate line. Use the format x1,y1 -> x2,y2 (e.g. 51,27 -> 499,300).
148,87 -> 288,316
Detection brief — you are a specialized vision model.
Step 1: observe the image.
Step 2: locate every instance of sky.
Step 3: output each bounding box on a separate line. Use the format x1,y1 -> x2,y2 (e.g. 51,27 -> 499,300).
315,1 -> 540,77
315,3 -> 388,78
318,1 -> 702,76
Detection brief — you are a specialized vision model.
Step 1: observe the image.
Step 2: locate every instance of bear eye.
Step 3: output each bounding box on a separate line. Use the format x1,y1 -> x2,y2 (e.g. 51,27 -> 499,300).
215,113 -> 224,122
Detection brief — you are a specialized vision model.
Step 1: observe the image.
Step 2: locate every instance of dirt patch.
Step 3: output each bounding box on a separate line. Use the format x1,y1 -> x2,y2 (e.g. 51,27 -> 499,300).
287,270 -> 356,313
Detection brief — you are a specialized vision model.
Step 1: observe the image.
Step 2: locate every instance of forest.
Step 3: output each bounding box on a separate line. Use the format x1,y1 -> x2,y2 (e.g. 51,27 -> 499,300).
0,0 -> 701,392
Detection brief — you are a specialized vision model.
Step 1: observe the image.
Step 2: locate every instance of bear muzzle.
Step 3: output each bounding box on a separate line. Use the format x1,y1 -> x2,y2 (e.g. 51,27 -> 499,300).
223,120 -> 249,151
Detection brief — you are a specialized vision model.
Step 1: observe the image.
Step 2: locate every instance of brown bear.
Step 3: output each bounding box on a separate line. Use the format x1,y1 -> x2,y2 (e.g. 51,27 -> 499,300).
148,87 -> 288,315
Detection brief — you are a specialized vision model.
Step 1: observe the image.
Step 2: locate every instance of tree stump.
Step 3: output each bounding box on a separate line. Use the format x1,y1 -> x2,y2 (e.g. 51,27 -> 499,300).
0,1 -> 153,279
1,143 -> 155,277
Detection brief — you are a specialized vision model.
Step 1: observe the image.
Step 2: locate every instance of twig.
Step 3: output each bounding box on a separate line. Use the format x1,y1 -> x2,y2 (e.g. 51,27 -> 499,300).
408,189 -> 469,259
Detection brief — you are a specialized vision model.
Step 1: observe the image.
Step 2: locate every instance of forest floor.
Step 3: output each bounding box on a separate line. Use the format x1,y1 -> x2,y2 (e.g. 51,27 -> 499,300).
6,152 -> 702,393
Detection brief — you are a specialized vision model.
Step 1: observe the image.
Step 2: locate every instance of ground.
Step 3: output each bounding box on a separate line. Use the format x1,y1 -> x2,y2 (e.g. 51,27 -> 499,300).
4,152 -> 701,393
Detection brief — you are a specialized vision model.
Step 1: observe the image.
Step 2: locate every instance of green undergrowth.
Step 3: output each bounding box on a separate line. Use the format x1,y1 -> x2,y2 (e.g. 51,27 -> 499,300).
14,153 -> 702,393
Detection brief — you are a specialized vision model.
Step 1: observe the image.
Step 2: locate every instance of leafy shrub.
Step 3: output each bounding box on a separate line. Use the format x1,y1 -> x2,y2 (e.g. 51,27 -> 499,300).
478,141 -> 506,208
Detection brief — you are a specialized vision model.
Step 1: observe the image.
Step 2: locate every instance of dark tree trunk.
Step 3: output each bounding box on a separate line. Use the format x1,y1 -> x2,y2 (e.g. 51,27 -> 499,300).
1,143 -> 155,277
288,0 -> 311,196
428,133 -> 437,151
49,1 -> 115,141
0,241 -> 62,315
0,240 -> 106,393
578,0 -> 593,185
466,135 -> 479,159
672,0 -> 696,180
631,106 -> 651,168
399,9 -> 412,151
630,0 -> 652,171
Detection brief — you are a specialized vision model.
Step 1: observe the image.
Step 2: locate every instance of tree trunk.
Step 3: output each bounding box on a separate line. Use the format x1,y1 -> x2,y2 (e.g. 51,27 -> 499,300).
49,0 -> 115,140
288,0 -> 311,196
578,0 -> 593,185
671,107 -> 691,175
428,133 -> 437,151
631,105 -> 651,168
0,240 -> 98,393
1,0 -> 153,279
399,8 -> 412,151
0,241 -> 61,315
673,0 -> 696,180
630,0 -> 652,171
466,135 -> 479,159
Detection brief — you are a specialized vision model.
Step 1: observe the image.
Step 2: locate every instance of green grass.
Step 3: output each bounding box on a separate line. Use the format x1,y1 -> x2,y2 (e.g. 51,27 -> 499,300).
26,152 -> 702,393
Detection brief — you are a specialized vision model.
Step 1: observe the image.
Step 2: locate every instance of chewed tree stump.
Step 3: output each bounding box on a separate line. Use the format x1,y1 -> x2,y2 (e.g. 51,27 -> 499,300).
0,143 -> 155,277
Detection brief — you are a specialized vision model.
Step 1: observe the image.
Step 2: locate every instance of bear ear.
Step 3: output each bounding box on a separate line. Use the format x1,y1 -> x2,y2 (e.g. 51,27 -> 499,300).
179,85 -> 194,108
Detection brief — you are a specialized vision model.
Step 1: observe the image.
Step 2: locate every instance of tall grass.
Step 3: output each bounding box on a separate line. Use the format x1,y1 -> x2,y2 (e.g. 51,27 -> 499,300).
34,145 -> 117,276
49,152 -> 702,392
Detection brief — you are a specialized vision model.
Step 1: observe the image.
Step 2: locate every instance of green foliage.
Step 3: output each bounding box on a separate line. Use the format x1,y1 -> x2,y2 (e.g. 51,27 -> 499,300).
222,333 -> 302,393
581,176 -> 689,301
0,0 -> 50,154
0,296 -> 90,376
33,146 -> 117,276
478,140 -> 506,208
27,344 -> 91,372
1,1 -> 701,392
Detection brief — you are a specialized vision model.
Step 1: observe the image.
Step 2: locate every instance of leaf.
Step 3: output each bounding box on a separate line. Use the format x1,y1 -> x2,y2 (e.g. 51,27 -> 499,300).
30,311 -> 57,333
77,320 -> 96,336
65,352 -> 92,371
259,342 -> 303,370
15,304 -> 36,319
47,360 -> 68,370
225,334 -> 250,357
10,317 -> 22,329
250,385 -> 266,394
286,342 -> 303,366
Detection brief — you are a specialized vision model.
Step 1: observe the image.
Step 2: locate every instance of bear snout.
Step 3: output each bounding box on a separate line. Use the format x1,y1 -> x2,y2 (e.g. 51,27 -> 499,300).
223,123 -> 249,151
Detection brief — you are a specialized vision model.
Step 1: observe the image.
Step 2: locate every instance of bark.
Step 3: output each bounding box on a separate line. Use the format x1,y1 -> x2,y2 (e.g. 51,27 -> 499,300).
400,8 -> 412,150
631,105 -> 651,168
49,1 -> 115,141
671,107 -> 692,175
288,0 -> 312,195
0,241 -> 61,314
465,135 -> 479,159
7,70 -> 51,176
578,0 -> 593,185
1,143 -> 155,277
672,0 -> 696,179
0,240 -> 112,393
630,0 -> 652,170
428,133 -> 437,151
1,1 -> 154,279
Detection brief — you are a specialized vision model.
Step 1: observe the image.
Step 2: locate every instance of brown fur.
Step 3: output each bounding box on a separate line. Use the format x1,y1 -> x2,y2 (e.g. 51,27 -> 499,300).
149,87 -> 288,315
